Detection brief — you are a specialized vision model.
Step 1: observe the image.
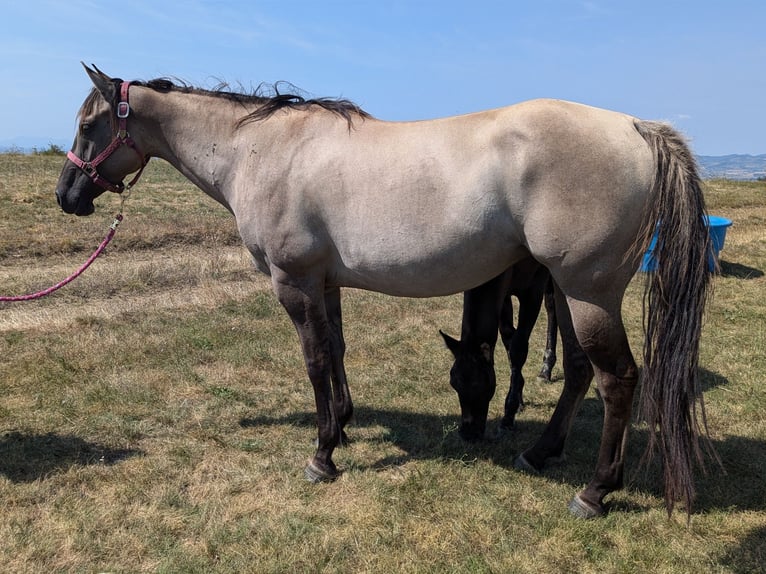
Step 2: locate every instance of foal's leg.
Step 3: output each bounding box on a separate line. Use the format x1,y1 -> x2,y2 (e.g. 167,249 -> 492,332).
515,286 -> 592,471
537,278 -> 558,382
497,294 -> 517,426
325,287 -> 353,445
500,277 -> 546,428
271,270 -> 341,482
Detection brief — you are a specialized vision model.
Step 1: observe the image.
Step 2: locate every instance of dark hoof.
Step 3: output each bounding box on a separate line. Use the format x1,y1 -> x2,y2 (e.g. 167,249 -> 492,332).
513,453 -> 540,474
304,460 -> 339,484
568,494 -> 605,519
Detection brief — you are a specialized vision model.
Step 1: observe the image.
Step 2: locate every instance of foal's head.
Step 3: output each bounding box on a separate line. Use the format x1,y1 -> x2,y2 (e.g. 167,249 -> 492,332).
440,331 -> 496,441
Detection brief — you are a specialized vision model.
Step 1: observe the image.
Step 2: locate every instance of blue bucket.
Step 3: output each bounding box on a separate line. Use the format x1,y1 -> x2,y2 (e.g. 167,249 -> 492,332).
640,215 -> 732,272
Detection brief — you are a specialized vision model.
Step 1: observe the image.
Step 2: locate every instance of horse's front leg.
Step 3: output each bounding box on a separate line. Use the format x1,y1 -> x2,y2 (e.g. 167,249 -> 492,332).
537,277 -> 558,382
271,270 -> 341,483
325,286 -> 353,446
500,281 -> 546,428
498,295 -> 520,428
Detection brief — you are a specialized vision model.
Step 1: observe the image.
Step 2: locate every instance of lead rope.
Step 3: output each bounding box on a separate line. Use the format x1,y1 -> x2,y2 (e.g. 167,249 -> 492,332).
0,194 -> 129,303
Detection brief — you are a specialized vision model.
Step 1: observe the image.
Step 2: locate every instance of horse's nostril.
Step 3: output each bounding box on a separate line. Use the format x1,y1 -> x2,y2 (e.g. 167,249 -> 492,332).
55,190 -> 62,206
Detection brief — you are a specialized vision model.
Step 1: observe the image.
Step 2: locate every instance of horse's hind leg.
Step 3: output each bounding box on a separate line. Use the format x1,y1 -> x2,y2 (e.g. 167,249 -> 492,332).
325,287 -> 353,445
563,296 -> 638,518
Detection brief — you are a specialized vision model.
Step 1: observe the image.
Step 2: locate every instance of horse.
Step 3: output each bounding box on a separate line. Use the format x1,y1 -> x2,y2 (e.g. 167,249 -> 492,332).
440,257 -> 555,440
55,64 -> 713,517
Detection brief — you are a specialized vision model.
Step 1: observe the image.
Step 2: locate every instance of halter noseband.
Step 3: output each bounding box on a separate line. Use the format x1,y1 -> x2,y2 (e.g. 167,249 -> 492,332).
67,81 -> 148,194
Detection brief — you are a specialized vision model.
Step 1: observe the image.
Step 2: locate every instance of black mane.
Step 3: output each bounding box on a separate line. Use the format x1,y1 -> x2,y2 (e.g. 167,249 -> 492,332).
134,78 -> 371,127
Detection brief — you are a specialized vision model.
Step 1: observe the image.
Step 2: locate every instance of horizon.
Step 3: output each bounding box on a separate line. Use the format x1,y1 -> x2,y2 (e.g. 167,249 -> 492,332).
1,1 -> 764,156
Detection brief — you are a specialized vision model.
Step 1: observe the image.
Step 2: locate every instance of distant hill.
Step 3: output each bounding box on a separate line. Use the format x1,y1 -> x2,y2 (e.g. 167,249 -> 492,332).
696,154 -> 766,180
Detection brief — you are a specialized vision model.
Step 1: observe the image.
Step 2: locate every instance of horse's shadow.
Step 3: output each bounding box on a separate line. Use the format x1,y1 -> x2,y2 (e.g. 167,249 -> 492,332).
720,524 -> 766,573
0,431 -> 141,483
240,369 -> 765,514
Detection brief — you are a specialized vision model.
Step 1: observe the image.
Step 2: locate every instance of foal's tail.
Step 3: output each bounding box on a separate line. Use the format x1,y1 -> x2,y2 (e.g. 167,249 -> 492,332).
633,120 -> 715,516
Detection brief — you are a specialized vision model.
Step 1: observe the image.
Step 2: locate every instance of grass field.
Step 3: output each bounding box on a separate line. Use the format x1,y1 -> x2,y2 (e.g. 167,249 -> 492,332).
0,153 -> 764,573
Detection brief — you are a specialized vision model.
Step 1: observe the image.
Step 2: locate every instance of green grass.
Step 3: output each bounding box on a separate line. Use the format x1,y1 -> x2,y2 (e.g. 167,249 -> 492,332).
0,155 -> 764,572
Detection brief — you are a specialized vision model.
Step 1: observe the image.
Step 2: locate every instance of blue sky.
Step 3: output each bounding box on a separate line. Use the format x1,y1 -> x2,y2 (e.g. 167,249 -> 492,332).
1,0 -> 763,155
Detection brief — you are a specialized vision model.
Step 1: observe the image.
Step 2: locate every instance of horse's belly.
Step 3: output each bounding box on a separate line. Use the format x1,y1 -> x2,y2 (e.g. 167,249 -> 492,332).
331,241 -> 528,297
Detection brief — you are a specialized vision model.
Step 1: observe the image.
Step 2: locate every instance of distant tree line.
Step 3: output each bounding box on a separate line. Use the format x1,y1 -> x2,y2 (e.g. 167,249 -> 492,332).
32,144 -> 66,156
1,143 -> 65,156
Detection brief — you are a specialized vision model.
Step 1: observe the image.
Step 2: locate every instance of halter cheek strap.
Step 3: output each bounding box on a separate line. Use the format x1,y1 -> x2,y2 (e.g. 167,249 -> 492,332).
66,81 -> 149,194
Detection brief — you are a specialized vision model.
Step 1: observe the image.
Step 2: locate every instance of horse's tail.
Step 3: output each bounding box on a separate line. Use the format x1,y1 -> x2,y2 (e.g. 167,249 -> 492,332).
633,120 -> 715,516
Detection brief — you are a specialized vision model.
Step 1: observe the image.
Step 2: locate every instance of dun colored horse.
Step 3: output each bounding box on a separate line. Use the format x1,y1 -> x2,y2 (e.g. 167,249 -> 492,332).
55,64 -> 713,517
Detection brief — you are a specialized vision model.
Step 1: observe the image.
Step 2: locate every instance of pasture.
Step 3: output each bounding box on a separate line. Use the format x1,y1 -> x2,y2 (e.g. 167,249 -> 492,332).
0,153 -> 764,573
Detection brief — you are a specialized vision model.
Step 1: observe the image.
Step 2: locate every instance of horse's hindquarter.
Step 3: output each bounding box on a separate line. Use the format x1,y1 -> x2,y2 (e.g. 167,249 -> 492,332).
510,100 -> 655,293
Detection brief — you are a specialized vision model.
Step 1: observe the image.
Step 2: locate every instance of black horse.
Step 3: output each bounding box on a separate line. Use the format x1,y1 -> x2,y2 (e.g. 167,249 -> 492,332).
441,257 -> 558,440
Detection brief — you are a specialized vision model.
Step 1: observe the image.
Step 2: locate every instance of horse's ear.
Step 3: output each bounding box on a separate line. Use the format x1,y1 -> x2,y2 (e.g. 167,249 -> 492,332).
440,330 -> 462,357
82,62 -> 117,103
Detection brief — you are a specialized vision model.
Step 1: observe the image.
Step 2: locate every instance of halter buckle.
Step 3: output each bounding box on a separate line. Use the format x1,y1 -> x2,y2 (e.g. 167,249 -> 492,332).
117,101 -> 130,118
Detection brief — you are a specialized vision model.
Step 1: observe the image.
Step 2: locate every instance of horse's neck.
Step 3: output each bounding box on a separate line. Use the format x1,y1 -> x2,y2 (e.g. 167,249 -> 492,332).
137,88 -> 257,211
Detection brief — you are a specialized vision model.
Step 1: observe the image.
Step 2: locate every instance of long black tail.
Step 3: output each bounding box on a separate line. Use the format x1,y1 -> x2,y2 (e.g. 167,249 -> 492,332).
634,120 -> 715,515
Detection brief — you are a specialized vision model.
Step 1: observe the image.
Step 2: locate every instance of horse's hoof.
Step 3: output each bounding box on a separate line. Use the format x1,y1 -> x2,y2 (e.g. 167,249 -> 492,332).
568,494 -> 605,519
304,461 -> 339,484
514,453 -> 540,474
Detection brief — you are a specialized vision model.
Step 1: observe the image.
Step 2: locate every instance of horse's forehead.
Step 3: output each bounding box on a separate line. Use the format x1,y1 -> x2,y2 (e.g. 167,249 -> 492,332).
78,89 -> 110,119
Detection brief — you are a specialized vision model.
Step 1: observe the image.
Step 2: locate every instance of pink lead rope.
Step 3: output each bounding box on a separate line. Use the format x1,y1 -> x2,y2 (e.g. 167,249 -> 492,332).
0,213 -> 123,303
2,80 -> 146,303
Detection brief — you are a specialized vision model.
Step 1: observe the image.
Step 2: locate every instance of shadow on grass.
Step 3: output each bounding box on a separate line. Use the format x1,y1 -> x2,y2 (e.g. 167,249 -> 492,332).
718,259 -> 763,280
240,386 -> 766,515
0,431 -> 142,483
720,524 -> 766,574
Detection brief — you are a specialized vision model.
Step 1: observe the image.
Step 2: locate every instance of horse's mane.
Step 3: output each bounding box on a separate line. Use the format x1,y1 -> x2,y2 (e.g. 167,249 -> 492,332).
79,77 -> 371,128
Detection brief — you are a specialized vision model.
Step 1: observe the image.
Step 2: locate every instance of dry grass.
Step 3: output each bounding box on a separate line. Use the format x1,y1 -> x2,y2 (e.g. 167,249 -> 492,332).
0,156 -> 764,573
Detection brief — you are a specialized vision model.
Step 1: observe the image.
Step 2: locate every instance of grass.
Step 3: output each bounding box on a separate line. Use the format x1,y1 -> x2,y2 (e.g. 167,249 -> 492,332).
0,155 -> 764,573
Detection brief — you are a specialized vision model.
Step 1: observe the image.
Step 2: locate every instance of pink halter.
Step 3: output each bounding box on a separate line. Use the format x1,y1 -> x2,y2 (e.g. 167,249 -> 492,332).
66,81 -> 148,193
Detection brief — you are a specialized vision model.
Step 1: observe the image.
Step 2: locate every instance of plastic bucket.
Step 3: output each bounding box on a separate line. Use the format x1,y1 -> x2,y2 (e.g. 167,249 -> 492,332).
640,215 -> 732,272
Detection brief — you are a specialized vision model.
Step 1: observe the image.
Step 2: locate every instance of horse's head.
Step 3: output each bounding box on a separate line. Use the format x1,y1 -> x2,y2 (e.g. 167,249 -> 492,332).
440,331 -> 496,441
56,64 -> 148,216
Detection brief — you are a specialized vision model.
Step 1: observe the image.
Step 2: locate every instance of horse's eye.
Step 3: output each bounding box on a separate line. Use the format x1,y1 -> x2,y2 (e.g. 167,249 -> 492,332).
81,122 -> 91,133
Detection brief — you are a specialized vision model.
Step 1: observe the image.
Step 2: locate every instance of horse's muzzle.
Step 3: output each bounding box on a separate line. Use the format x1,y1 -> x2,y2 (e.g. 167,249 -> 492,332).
56,187 -> 95,216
